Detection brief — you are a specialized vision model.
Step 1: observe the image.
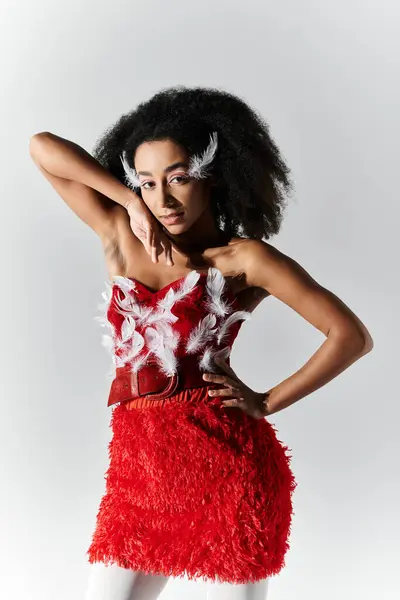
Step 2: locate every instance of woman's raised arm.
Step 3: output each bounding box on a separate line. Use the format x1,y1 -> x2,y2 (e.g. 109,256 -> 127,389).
29,132 -> 175,265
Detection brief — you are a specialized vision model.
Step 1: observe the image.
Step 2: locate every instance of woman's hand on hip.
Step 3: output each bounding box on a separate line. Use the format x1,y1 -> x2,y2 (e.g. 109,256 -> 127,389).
202,356 -> 269,420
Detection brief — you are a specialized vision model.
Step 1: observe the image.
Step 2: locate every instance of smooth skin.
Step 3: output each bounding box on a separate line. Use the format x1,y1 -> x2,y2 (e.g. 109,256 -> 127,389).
29,133 -> 374,419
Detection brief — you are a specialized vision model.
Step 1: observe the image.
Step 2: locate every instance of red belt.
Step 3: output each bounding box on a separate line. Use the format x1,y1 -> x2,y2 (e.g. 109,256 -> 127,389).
107,354 -> 225,409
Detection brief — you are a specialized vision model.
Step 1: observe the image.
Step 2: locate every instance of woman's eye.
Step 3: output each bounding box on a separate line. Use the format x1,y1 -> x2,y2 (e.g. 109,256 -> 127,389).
141,175 -> 188,189
171,175 -> 188,184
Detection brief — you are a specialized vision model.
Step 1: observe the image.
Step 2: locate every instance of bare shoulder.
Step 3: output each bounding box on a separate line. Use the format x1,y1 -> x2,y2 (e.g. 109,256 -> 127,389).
238,239 -> 372,342
227,238 -> 307,311
226,237 -> 282,284
238,238 -> 318,293
222,237 -> 272,311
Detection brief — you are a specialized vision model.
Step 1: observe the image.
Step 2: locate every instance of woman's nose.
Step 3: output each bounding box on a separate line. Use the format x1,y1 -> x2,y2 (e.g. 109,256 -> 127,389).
158,188 -> 178,209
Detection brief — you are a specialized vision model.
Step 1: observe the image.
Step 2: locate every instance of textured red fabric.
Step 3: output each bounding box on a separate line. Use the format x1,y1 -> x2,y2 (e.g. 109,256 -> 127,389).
86,388 -> 297,584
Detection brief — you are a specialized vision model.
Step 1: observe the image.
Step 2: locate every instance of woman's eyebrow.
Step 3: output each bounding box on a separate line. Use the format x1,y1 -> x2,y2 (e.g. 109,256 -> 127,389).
137,161 -> 188,177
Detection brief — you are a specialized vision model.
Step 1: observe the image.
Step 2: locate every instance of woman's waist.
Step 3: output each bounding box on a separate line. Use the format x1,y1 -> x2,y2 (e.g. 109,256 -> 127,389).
107,353 -> 228,409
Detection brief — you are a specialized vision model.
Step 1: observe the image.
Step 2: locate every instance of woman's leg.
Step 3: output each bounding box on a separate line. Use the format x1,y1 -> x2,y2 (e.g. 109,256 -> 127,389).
204,576 -> 269,600
84,562 -> 170,600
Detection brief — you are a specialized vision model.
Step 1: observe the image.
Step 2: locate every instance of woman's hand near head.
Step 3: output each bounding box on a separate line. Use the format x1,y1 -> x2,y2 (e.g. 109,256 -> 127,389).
124,195 -> 177,266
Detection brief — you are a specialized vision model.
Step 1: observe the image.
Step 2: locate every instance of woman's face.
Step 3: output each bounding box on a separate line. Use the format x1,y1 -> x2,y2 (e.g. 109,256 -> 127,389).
133,138 -> 213,233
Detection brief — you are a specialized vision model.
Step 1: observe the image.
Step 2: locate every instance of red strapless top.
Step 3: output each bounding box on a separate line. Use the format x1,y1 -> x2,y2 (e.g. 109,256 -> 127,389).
95,267 -> 252,405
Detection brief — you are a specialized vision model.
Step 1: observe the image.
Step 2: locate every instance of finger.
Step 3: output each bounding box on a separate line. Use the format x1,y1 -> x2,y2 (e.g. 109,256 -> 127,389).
222,397 -> 245,407
145,229 -> 153,257
161,237 -> 174,266
208,387 -> 241,397
150,231 -> 158,264
221,394 -> 246,407
202,373 -> 231,384
139,227 -> 149,251
146,227 -> 153,255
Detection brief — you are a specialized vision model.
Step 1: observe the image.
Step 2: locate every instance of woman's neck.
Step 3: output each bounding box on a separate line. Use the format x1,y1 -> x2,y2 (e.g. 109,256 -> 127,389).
163,210 -> 230,255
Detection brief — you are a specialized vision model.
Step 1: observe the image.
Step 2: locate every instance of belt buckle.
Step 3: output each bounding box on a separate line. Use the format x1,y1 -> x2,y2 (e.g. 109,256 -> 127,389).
132,357 -> 179,401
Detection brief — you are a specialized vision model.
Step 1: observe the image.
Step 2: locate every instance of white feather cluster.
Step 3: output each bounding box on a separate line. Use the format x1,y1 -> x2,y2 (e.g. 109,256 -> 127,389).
96,267 -> 252,382
187,132 -> 218,180
94,280 -> 119,379
119,151 -> 142,191
196,268 -> 252,373
144,322 -> 180,377
97,272 -> 201,378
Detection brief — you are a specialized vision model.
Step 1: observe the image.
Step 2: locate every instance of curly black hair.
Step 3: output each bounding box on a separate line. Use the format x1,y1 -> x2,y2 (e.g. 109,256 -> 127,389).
92,85 -> 293,240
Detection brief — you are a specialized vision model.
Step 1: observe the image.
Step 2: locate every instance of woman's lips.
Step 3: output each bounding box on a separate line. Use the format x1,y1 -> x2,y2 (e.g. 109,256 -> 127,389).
160,212 -> 185,225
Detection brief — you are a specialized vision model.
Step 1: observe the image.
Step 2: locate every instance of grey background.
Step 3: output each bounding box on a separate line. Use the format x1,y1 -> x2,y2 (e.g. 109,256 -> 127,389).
1,0 -> 398,598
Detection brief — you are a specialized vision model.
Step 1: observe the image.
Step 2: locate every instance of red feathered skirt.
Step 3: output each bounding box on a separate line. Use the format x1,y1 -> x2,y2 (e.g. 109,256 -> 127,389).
86,386 -> 297,584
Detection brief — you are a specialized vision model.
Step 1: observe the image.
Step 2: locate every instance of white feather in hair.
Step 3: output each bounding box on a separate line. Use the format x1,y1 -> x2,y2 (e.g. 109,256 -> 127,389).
187,132 -> 218,180
120,150 -> 142,191
120,132 -> 218,191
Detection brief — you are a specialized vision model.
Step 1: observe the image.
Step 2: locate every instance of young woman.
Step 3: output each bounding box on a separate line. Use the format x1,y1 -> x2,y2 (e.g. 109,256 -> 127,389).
29,85 -> 373,600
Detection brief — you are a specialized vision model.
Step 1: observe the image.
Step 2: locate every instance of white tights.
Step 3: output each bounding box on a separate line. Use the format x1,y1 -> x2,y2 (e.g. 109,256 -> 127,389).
84,562 -> 270,600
